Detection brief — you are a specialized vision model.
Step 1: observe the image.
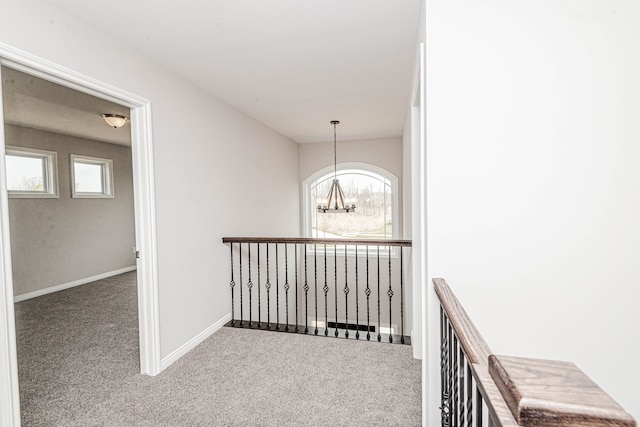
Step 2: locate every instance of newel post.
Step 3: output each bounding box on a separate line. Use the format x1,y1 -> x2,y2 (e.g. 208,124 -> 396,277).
488,355 -> 636,427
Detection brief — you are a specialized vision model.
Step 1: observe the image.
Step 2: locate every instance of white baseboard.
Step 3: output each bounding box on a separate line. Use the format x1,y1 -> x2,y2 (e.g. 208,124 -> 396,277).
160,313 -> 231,372
13,266 -> 137,303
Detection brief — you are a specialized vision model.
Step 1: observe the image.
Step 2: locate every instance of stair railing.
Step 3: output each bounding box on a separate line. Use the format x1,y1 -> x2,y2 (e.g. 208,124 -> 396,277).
223,237 -> 412,344
435,278 -> 636,427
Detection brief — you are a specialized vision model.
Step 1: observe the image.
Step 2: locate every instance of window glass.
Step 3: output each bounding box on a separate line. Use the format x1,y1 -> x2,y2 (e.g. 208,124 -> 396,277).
310,169 -> 393,240
6,154 -> 45,192
5,146 -> 58,198
74,162 -> 104,193
70,154 -> 113,198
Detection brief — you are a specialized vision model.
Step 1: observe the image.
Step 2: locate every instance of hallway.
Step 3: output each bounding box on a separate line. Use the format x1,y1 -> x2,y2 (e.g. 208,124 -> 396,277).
15,272 -> 421,426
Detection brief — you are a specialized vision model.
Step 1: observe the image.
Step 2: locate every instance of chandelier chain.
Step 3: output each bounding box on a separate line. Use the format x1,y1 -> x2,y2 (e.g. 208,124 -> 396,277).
333,122 -> 337,180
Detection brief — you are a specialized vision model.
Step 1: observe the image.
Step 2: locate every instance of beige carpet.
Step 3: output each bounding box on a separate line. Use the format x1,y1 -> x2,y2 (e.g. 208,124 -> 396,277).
15,272 -> 421,426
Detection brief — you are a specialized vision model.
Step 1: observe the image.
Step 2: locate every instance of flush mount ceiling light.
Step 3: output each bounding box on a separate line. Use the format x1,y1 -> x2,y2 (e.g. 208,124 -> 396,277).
101,113 -> 129,128
317,120 -> 356,213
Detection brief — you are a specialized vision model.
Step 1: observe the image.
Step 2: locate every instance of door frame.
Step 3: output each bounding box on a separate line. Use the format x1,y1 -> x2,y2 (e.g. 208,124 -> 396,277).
0,43 -> 161,426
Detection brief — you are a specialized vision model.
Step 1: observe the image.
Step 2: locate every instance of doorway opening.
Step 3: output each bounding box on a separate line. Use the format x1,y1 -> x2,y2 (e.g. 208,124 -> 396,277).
0,46 -> 160,425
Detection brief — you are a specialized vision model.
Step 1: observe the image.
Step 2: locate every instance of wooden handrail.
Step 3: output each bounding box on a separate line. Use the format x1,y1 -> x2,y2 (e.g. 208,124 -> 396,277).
222,237 -> 412,247
433,277 -> 491,365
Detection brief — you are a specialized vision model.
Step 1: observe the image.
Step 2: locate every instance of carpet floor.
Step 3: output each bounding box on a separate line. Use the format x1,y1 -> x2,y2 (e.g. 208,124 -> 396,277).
15,272 -> 421,426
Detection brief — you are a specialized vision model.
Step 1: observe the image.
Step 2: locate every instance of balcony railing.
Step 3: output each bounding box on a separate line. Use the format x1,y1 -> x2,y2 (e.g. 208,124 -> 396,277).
435,278 -> 636,427
223,237 -> 412,344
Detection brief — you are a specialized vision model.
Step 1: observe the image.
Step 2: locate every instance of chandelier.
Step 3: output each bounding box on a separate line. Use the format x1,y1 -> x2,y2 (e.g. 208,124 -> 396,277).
317,120 -> 356,213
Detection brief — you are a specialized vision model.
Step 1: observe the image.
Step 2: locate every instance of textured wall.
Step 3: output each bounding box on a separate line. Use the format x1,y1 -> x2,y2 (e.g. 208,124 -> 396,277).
5,125 -> 135,296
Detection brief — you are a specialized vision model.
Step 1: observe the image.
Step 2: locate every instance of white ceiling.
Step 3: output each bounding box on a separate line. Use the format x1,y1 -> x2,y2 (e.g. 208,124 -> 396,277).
42,0 -> 422,143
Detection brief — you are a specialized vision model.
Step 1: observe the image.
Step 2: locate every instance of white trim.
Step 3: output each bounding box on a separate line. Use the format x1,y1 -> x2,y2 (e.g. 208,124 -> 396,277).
13,266 -> 136,303
130,102 -> 161,376
0,42 -> 161,426
160,313 -> 232,371
0,64 -> 21,427
70,154 -> 114,198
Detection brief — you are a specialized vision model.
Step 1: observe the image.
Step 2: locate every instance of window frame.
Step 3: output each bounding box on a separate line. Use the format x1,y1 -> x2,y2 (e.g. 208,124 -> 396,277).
302,162 -> 399,255
70,154 -> 114,198
5,145 -> 59,198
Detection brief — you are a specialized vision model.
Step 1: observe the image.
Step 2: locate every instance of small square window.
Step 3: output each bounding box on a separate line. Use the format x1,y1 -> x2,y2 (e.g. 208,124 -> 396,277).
71,154 -> 114,198
5,146 -> 59,198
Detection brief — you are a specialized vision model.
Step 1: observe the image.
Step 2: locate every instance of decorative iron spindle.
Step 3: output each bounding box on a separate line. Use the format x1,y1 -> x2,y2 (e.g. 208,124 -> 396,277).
284,244 -> 289,332
448,322 -> 454,426
323,244 -> 329,337
314,245 -> 318,336
247,244 -> 253,327
355,244 -> 359,340
257,244 -> 261,328
400,248 -> 404,344
476,387 -> 483,426
334,244 -> 338,338
275,244 -> 280,330
377,245 -> 381,342
304,244 -> 309,334
344,244 -> 349,339
295,244 -> 299,333
239,242 -> 243,325
265,244 -> 271,328
459,346 -> 465,427
466,364 -> 473,427
388,244 -> 393,343
441,308 -> 451,427
230,243 -> 235,325
452,336 -> 459,426
366,245 -> 371,341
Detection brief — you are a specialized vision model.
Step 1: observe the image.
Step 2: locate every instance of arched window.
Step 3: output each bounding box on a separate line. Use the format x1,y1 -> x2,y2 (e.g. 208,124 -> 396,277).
303,163 -> 398,240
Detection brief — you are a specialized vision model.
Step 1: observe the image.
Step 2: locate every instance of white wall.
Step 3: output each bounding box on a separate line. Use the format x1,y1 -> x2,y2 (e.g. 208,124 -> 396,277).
426,0 -> 640,419
0,0 -> 300,359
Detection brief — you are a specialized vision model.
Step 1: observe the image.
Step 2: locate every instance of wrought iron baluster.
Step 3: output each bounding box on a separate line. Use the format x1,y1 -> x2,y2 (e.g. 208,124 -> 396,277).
266,244 -> 271,329
324,244 -> 329,337
400,247 -> 404,344
388,244 -> 393,343
257,244 -> 261,328
295,244 -> 299,333
459,347 -> 465,427
466,363 -> 473,427
366,245 -> 371,341
441,308 -> 451,427
377,245 -> 381,342
239,242 -> 243,326
247,243 -> 253,327
334,244 -> 338,337
314,244 -> 318,336
304,244 -> 309,334
230,243 -> 235,326
284,244 -> 289,332
275,243 -> 280,330
344,244 -> 349,339
448,322 -> 454,426
476,387 -> 483,427
355,244 -> 359,339
453,336 -> 459,426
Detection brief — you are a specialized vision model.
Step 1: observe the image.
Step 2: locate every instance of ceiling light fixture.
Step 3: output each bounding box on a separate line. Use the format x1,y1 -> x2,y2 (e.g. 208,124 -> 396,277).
317,120 -> 356,213
101,113 -> 129,128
